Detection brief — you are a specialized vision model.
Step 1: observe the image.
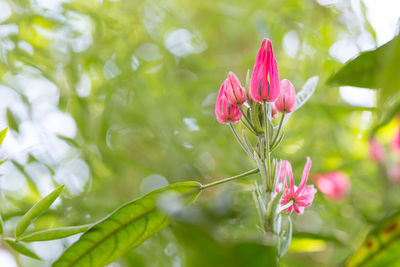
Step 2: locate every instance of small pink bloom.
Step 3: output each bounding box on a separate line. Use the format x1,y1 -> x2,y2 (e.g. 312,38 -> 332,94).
277,157 -> 317,215
387,164 -> 400,184
314,171 -> 351,201
275,79 -> 296,114
369,138 -> 385,163
249,38 -> 280,103
215,79 -> 242,124
226,72 -> 247,105
271,104 -> 279,119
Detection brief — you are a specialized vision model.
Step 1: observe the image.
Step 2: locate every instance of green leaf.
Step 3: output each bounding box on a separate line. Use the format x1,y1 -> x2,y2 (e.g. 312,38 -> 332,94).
16,185 -> 64,237
6,108 -> 19,133
19,224 -> 92,242
4,238 -> 42,260
346,211 -> 400,267
53,181 -> 201,267
0,127 -> 8,145
265,191 -> 284,233
327,34 -> 400,106
0,215 -> 3,236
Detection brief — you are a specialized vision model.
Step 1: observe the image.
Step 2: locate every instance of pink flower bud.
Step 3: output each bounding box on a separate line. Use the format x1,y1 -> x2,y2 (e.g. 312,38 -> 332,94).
215,79 -> 242,124
314,171 -> 351,201
226,72 -> 247,105
249,38 -> 280,103
275,79 -> 296,114
271,104 -> 279,119
387,164 -> 400,184
369,138 -> 385,163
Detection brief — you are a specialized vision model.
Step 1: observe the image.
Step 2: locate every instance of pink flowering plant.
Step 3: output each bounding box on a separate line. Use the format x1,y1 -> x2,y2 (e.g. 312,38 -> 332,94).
215,38 -> 319,258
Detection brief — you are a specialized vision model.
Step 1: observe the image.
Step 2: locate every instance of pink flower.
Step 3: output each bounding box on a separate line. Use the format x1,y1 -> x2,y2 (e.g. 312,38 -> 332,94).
226,72 -> 247,105
215,79 -> 242,124
387,164 -> 400,184
249,38 -> 280,103
275,79 -> 296,114
314,171 -> 351,201
276,157 -> 317,215
369,138 -> 385,163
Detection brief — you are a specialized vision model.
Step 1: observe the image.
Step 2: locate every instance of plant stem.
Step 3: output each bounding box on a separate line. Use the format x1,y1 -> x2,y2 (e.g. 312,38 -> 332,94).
229,123 -> 255,161
239,106 -> 257,133
271,113 -> 285,148
201,168 -> 260,190
263,103 -> 272,190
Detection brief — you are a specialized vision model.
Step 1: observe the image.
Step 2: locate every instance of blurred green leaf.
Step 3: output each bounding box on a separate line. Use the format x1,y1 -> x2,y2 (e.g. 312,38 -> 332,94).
173,223 -> 278,267
53,181 -> 201,267
4,238 -> 42,260
16,185 -> 64,237
346,211 -> 400,267
6,108 -> 19,133
19,224 -> 91,242
327,34 -> 400,106
0,127 -> 8,145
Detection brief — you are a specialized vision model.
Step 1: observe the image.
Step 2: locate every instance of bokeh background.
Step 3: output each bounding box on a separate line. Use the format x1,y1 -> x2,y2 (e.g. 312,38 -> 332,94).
1,0 -> 400,266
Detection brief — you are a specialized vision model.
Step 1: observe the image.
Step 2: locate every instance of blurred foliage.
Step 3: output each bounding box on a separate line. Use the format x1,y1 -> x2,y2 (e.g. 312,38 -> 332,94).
1,0 -> 400,266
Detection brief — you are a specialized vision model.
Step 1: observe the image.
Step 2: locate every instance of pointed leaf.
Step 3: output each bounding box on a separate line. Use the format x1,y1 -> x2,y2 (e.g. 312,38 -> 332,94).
4,238 -> 42,260
265,191 -> 284,233
0,127 -> 8,145
274,76 -> 319,130
19,224 -> 92,242
53,181 -> 201,267
16,185 -> 64,237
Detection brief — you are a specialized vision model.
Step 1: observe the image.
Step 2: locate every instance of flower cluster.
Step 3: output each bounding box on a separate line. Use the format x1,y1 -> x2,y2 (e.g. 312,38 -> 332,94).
214,38 -> 316,216
215,39 -> 296,125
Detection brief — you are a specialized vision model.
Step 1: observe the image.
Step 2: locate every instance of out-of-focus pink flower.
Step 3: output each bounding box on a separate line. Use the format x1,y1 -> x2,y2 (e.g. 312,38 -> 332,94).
276,157 -> 317,215
369,138 -> 385,163
387,164 -> 400,184
275,79 -> 296,114
314,171 -> 351,201
249,38 -> 280,103
271,104 -> 279,119
215,79 -> 242,124
226,72 -> 247,105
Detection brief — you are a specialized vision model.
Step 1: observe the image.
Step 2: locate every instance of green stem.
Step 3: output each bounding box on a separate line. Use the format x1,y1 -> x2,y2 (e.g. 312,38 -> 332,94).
201,168 -> 260,190
239,106 -> 257,133
263,103 -> 272,190
229,123 -> 254,161
271,113 -> 285,148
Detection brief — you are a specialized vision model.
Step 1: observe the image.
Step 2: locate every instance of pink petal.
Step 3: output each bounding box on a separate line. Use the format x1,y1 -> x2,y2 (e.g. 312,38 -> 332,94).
295,157 -> 312,197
